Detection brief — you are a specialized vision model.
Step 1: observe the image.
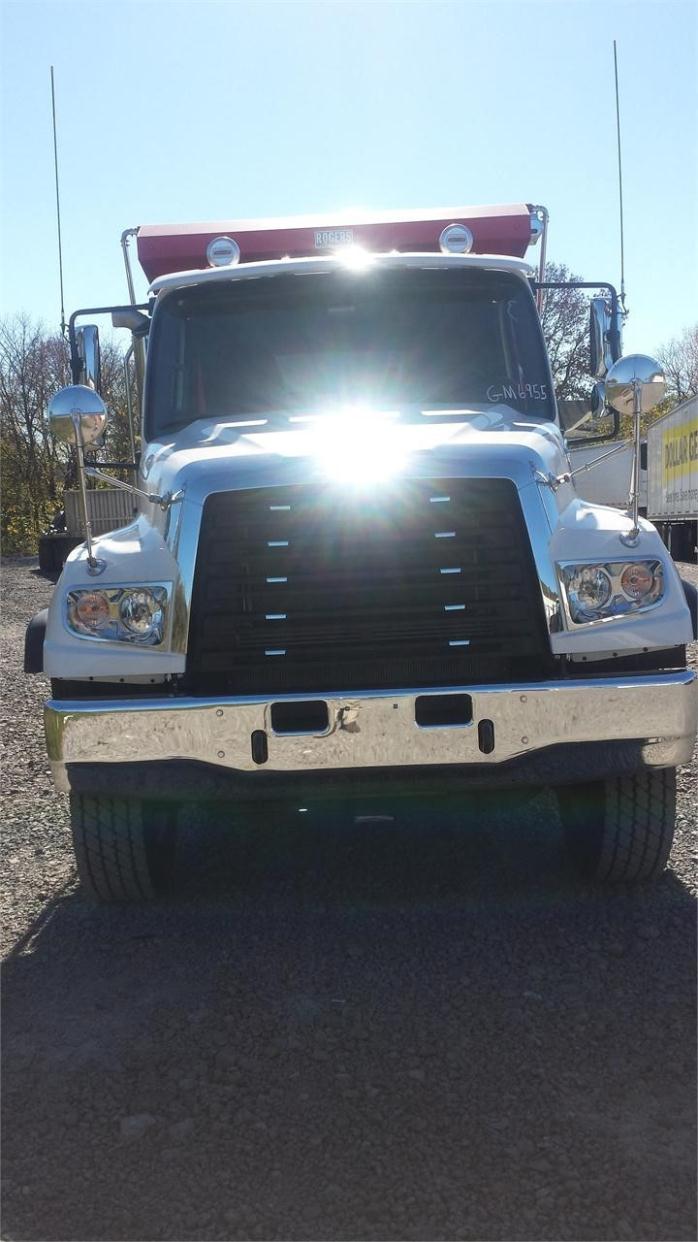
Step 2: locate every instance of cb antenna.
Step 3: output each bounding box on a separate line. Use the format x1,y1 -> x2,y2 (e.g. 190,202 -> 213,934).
613,40 -> 627,315
50,65 -> 66,337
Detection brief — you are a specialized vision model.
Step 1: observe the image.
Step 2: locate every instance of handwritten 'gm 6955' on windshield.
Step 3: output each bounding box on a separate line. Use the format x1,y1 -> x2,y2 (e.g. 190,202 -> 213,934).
487,383 -> 549,401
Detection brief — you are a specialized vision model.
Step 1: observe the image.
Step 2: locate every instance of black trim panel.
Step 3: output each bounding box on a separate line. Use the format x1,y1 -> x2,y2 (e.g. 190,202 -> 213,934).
681,580 -> 697,640
24,610 -> 48,674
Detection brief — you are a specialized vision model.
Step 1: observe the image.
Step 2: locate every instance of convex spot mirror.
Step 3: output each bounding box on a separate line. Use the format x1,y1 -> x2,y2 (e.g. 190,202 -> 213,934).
75,324 -> 102,392
605,354 -> 666,417
589,297 -> 622,379
48,385 -> 108,447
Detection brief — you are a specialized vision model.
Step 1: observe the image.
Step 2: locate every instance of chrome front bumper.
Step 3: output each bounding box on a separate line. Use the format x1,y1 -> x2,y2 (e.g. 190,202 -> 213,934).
45,672 -> 697,793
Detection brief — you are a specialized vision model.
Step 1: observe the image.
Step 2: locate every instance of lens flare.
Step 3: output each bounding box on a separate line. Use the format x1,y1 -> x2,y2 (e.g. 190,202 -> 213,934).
336,245 -> 374,272
313,409 -> 408,484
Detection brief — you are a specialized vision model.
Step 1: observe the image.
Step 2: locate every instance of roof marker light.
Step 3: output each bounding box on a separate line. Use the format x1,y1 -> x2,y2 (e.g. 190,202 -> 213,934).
206,236 -> 241,267
439,223 -> 474,255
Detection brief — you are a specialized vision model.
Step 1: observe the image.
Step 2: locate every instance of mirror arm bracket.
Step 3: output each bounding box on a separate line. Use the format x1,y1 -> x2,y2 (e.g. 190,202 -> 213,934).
532,468 -> 565,491
556,439 -> 632,490
83,466 -> 183,511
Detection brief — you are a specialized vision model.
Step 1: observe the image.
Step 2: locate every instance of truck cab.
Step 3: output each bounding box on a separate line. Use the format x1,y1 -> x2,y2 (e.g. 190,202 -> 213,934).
26,204 -> 697,900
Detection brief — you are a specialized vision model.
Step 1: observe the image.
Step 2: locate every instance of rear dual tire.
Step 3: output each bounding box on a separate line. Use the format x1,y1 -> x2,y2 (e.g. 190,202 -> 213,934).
69,794 -> 178,902
557,768 -> 677,884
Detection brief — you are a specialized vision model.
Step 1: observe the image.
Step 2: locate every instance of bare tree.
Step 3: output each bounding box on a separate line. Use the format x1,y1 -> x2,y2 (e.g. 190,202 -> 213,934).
656,325 -> 698,402
1,318 -> 133,552
0,317 -> 71,550
539,262 -> 593,402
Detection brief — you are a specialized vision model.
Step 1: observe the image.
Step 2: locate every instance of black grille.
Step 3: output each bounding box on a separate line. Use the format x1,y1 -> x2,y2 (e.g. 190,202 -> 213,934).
186,478 -> 553,694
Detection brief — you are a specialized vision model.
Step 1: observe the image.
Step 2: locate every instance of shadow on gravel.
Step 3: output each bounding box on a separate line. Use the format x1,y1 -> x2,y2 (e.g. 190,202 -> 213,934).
30,566 -> 60,584
2,793 -> 697,1242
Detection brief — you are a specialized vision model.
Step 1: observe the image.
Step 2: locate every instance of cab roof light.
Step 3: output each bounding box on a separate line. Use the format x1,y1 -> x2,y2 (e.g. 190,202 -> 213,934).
439,224 -> 474,255
206,236 -> 241,268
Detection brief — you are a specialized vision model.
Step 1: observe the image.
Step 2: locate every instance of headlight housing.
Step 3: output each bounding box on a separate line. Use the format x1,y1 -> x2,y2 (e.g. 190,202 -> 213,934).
558,560 -> 664,625
67,585 -> 169,644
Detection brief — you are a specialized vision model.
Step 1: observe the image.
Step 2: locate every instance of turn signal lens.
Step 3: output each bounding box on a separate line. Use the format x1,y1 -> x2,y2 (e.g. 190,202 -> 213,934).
620,562 -> 655,600
74,591 -> 110,631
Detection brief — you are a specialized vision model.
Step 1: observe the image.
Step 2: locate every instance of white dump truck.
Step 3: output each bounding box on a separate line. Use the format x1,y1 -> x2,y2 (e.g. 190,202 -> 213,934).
25,204 -> 697,900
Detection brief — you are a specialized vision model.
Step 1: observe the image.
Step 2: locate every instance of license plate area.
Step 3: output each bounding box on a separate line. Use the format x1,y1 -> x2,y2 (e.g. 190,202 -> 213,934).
414,693 -> 473,728
271,700 -> 330,735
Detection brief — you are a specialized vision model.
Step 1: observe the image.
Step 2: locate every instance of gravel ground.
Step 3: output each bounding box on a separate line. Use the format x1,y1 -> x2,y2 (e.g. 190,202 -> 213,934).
1,556 -> 696,1242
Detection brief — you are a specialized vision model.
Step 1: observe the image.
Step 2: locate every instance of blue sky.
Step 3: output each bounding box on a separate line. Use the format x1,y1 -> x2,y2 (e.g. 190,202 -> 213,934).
1,0 -> 696,354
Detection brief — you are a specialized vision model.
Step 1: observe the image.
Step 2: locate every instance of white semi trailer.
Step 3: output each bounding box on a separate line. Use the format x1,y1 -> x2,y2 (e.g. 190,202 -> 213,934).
646,395 -> 697,562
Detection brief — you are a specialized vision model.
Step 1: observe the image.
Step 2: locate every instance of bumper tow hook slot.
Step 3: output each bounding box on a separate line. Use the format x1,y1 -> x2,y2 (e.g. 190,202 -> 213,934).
251,730 -> 269,765
478,719 -> 495,755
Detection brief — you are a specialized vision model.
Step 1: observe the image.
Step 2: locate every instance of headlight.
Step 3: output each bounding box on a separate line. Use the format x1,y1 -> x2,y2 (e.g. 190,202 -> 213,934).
67,585 -> 169,644
567,566 -> 612,614
558,560 -> 664,624
119,589 -> 162,638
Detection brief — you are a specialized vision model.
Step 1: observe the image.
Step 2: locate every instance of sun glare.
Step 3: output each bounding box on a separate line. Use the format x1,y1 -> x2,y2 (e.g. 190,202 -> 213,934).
313,408 -> 408,484
335,245 -> 375,272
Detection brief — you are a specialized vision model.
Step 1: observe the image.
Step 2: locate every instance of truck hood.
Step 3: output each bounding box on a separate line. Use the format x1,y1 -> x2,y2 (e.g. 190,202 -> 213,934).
141,407 -> 569,505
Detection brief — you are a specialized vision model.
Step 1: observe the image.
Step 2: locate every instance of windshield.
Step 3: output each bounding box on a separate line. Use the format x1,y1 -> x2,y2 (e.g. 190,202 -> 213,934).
146,266 -> 555,437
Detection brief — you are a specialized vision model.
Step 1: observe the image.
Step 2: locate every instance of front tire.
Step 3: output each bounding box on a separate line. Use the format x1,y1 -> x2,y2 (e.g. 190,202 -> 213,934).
558,768 -> 677,884
69,794 -> 178,902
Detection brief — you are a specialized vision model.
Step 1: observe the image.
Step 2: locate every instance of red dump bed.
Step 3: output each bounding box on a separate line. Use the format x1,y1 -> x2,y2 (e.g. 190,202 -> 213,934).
136,204 -> 535,282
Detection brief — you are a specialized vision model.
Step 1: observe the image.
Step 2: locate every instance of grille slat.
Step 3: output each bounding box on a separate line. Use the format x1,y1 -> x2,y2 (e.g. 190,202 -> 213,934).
186,479 -> 553,694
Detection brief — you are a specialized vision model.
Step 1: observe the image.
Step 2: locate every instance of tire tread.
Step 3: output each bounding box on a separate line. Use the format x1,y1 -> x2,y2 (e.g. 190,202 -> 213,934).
70,794 -> 166,902
560,768 -> 676,884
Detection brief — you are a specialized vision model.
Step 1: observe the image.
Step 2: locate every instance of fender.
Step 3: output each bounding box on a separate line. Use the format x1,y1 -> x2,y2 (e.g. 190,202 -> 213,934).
681,578 -> 698,640
24,609 -> 48,674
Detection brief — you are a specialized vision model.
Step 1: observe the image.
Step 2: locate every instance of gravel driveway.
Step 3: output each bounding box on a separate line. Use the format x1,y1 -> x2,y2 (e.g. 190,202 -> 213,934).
2,557 -> 696,1242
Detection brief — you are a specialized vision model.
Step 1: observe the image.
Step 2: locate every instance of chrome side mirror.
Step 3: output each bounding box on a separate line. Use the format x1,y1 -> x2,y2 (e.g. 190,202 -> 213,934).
75,324 -> 102,391
48,384 -> 108,447
589,297 -> 622,378
605,354 -> 666,416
